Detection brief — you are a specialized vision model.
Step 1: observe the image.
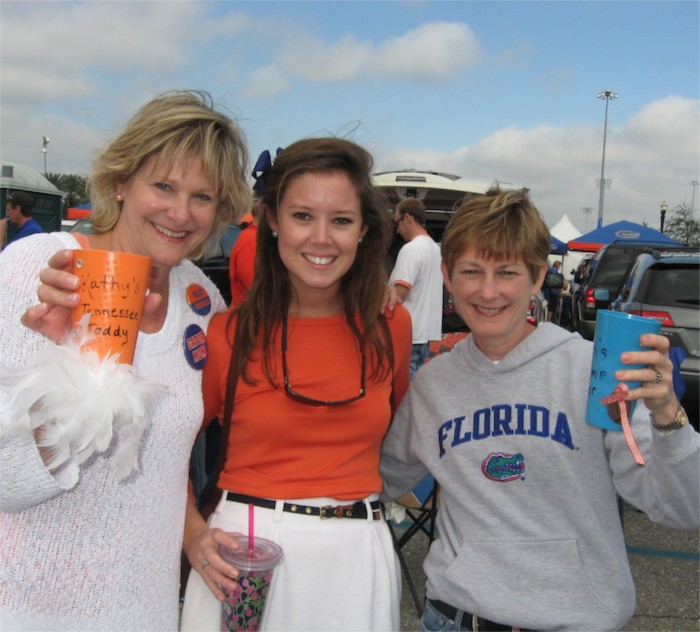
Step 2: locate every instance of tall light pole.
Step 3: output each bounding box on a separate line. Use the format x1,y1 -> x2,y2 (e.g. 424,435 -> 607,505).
596,90 -> 618,229
659,202 -> 668,234
691,181 -> 698,215
41,136 -> 50,175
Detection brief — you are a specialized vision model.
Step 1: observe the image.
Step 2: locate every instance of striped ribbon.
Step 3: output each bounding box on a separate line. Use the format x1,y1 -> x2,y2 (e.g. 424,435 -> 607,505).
599,384 -> 646,466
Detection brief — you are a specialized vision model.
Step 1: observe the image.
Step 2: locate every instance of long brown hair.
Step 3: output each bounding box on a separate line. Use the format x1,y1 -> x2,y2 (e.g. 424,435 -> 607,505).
230,137 -> 394,386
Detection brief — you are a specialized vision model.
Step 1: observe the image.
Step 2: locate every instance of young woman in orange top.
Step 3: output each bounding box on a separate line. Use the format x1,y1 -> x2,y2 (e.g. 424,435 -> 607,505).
180,138 -> 412,631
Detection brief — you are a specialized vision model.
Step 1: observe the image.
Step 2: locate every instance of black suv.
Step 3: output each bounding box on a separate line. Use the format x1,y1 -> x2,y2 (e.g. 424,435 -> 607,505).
570,242 -> 680,340
607,248 -> 699,428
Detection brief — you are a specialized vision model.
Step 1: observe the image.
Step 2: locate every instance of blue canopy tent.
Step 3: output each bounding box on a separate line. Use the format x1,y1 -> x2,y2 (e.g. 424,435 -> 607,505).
549,235 -> 568,255
567,220 -> 681,252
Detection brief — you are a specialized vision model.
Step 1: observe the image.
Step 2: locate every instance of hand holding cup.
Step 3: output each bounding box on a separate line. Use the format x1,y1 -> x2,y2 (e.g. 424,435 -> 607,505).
22,248 -> 162,346
586,310 -> 662,430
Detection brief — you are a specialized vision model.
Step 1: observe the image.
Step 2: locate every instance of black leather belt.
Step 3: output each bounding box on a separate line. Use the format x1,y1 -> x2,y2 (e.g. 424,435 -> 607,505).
428,599 -> 534,632
226,492 -> 382,520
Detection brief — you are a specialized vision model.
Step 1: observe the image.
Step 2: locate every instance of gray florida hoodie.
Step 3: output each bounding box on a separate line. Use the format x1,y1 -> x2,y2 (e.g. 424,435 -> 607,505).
381,323 -> 699,631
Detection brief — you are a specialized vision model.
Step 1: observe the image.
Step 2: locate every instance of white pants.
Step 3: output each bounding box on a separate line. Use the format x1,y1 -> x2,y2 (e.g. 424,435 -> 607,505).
180,493 -> 401,632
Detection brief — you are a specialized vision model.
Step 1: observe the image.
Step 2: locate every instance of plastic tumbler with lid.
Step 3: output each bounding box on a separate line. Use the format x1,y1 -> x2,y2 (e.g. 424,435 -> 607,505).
219,535 -> 283,631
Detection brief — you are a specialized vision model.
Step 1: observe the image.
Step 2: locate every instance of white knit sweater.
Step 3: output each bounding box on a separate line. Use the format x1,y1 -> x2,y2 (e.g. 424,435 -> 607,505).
0,232 -> 225,631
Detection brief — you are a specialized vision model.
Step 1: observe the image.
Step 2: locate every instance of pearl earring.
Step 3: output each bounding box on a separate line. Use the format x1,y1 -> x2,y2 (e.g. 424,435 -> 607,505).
271,231 -> 278,238
115,193 -> 123,202
358,237 -> 364,244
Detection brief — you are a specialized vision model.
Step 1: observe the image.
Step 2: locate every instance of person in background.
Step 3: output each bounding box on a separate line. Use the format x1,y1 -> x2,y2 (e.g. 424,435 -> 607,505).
1,191 -> 43,249
544,259 -> 563,321
381,187 -> 699,632
0,91 -> 250,630
180,137 -> 412,631
228,149 -> 283,308
389,197 -> 443,378
228,203 -> 259,307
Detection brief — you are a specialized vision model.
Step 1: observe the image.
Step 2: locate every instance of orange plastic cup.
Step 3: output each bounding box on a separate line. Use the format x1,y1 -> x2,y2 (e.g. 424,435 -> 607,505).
71,250 -> 152,364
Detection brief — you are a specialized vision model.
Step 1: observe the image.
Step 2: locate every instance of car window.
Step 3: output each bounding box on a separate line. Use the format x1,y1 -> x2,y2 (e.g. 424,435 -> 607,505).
583,257 -> 598,282
618,264 -> 638,301
637,264 -> 699,307
594,247 -> 646,289
68,219 -> 94,234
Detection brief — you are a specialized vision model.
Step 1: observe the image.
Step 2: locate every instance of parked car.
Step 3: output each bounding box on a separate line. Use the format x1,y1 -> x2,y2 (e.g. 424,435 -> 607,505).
61,219 -> 79,231
526,291 -> 548,325
374,169 -> 484,333
67,218 -> 93,234
570,242 -> 681,340
606,247 -> 699,429
69,220 -> 241,305
373,169 -> 482,243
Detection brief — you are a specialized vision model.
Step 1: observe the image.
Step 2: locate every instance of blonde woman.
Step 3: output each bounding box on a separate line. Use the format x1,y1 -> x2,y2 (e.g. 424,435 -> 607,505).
0,91 -> 250,630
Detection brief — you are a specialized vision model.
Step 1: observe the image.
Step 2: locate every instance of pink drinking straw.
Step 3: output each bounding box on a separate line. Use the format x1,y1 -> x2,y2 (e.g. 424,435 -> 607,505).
248,503 -> 255,555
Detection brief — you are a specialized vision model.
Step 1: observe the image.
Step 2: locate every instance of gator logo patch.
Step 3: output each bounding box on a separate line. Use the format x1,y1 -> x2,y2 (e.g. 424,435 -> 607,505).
481,452 -> 525,482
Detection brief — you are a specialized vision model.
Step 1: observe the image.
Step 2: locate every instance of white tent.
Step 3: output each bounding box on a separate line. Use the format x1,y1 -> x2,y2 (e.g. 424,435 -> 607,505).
548,214 -> 585,280
550,213 -> 582,242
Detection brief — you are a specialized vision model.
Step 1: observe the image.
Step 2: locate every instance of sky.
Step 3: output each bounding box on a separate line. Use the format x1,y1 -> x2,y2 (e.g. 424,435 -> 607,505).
1,0 -> 698,233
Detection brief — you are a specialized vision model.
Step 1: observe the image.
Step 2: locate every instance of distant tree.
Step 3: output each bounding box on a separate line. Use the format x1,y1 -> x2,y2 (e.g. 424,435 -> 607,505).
45,172 -> 90,216
664,202 -> 700,246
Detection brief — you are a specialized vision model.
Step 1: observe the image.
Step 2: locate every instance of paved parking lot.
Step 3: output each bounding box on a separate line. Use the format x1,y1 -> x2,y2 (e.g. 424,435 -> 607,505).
395,501 -> 699,631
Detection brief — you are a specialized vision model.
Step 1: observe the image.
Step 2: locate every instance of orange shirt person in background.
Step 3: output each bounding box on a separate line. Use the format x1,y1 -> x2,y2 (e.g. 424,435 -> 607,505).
228,208 -> 257,307
180,138 -> 412,631
228,149 -> 282,307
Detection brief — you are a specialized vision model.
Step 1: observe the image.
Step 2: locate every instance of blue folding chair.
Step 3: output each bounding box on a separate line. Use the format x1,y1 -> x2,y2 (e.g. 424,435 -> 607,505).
387,475 -> 439,616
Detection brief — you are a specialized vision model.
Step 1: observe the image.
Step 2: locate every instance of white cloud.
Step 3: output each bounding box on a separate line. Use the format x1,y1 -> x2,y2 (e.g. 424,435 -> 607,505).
0,2 -> 253,105
243,20 -> 482,97
275,35 -> 373,82
2,109 -> 105,176
244,65 -> 290,99
375,21 -> 482,81
373,96 -> 700,230
0,1 -> 256,173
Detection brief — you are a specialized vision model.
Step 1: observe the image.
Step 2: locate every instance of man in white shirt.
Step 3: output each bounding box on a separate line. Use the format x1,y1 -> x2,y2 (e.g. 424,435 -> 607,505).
389,198 -> 443,377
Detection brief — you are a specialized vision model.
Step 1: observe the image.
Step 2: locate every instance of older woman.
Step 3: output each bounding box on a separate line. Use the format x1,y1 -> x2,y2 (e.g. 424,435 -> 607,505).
0,91 -> 250,630
381,187 -> 699,631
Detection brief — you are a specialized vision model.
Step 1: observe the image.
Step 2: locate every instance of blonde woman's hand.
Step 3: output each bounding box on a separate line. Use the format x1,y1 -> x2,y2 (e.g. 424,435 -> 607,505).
21,250 -> 80,342
21,249 -> 161,343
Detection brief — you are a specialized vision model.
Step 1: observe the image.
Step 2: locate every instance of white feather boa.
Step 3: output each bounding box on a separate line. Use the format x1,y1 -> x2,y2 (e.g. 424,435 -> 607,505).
1,335 -> 164,479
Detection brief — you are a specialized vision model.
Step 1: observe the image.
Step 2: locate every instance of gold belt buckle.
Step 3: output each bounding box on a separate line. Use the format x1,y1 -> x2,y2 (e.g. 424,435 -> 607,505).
319,504 -> 354,519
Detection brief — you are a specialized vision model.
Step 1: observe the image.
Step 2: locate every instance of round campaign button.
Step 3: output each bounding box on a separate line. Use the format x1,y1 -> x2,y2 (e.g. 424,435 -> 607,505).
186,283 -> 212,316
183,323 -> 208,370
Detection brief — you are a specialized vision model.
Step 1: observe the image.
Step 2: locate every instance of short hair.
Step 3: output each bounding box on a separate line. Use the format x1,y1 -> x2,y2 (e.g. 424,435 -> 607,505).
237,137 -> 394,384
90,90 -> 250,260
441,187 -> 549,283
396,197 -> 427,227
7,191 -> 35,217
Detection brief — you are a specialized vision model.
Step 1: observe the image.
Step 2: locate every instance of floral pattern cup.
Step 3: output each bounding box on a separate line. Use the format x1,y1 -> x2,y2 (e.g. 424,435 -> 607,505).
219,536 -> 283,631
